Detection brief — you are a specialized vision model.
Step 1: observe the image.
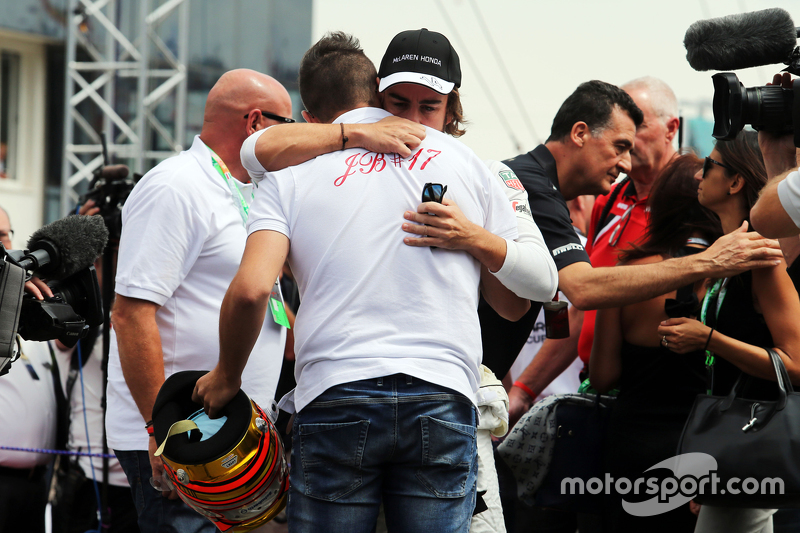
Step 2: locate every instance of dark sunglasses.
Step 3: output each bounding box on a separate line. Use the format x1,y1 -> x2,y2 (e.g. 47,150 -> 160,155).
422,183 -> 447,204
243,110 -> 295,124
702,156 -> 733,178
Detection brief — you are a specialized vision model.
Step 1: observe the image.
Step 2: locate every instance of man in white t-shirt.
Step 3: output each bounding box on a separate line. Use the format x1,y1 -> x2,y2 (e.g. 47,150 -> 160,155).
106,69 -> 291,533
193,32 -> 526,533
0,339 -> 69,533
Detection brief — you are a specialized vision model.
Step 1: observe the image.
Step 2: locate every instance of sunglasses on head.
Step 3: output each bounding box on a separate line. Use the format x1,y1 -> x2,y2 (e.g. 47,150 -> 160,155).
702,156 -> 733,178
422,183 -> 447,204
243,110 -> 295,124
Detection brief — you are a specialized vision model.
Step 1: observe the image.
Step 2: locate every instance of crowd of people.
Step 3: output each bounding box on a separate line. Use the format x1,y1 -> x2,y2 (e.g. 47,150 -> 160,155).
3,22 -> 800,533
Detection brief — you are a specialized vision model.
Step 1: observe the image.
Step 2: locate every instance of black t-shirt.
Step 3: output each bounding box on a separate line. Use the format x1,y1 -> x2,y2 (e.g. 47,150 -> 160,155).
479,145 -> 591,378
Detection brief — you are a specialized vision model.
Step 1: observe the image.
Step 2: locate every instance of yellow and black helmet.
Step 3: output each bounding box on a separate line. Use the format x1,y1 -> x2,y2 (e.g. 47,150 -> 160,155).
152,370 -> 288,532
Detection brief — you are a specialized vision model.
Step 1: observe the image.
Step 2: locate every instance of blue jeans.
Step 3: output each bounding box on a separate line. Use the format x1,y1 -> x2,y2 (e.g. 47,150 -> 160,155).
115,449 -> 216,533
288,374 -> 478,533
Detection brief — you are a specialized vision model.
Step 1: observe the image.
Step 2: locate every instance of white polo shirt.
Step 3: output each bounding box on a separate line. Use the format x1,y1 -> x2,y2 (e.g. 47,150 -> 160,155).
107,136 -> 286,452
245,107 -> 518,413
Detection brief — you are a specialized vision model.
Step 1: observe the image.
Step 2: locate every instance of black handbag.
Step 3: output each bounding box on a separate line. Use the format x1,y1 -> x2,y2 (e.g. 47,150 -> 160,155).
498,393 -> 615,513
676,348 -> 800,508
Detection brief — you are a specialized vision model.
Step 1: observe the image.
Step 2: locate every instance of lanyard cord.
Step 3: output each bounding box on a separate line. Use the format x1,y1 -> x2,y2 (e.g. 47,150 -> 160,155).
699,277 -> 730,392
699,278 -> 729,366
208,148 -> 252,226
208,147 -> 289,329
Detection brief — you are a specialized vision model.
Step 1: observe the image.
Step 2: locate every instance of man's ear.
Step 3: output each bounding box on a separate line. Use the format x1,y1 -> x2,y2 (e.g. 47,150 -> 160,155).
570,122 -> 590,148
665,116 -> 680,143
302,110 -> 320,124
244,111 -> 259,135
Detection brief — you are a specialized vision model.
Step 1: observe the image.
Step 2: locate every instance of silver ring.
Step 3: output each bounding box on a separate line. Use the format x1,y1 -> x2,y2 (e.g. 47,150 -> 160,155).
662,335 -> 668,347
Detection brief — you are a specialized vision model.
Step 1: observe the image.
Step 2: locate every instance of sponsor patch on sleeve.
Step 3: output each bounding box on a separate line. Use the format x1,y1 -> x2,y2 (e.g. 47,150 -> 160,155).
499,170 -> 524,191
552,243 -> 585,256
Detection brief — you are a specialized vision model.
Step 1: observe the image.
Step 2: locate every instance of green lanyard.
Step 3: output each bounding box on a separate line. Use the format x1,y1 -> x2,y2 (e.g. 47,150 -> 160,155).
208,148 -> 290,329
699,278 -> 729,392
209,148 -> 252,226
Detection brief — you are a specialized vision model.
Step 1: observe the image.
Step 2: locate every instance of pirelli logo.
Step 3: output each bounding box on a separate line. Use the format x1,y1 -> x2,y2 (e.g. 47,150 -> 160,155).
552,243 -> 585,256
499,170 -> 524,191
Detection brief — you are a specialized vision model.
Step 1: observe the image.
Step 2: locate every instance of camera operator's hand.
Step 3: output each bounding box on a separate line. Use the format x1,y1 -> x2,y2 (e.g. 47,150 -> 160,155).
78,199 -> 101,217
24,277 -> 53,300
759,73 -> 799,178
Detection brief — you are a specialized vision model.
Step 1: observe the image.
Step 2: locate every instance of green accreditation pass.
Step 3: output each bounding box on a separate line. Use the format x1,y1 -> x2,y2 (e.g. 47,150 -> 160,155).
209,147 -> 290,329
269,278 -> 290,329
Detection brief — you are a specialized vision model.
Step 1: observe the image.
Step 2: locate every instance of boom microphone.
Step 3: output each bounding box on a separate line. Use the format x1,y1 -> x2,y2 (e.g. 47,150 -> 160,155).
96,164 -> 130,182
684,8 -> 798,71
20,215 -> 109,280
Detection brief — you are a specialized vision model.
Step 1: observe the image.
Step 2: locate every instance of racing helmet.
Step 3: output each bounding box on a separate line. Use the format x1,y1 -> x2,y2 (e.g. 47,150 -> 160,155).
151,370 -> 288,532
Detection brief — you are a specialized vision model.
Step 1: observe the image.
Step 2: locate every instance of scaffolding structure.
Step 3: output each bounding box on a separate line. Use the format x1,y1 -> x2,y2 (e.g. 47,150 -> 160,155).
61,0 -> 189,216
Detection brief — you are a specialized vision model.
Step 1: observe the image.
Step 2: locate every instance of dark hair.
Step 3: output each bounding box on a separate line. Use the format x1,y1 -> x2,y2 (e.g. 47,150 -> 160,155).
445,88 -> 466,137
546,80 -> 643,143
298,32 -> 379,123
621,153 -> 723,262
714,130 -> 766,211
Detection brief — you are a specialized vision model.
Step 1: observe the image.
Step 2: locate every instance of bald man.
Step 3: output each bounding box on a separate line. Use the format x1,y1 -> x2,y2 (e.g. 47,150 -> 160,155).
0,207 -> 12,251
107,69 -> 291,532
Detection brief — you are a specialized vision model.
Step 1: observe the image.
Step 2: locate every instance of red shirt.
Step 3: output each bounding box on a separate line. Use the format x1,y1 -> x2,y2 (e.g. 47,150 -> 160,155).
576,179 -> 649,365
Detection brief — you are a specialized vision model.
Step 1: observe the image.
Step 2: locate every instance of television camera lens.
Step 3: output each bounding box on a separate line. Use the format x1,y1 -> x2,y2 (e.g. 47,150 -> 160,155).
711,72 -> 794,140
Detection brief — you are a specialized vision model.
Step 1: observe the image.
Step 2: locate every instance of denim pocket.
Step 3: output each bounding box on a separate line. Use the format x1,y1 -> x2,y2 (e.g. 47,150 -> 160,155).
417,416 -> 477,498
298,420 -> 370,501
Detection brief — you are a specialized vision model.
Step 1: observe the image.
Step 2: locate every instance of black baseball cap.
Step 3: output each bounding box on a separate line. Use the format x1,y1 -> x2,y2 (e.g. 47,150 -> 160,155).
378,28 -> 461,95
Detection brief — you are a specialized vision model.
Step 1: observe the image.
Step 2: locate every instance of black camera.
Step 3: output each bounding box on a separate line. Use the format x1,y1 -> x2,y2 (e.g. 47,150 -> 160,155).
17,266 -> 102,346
711,73 -> 796,140
80,164 -> 136,240
684,8 -> 800,141
0,215 -> 108,376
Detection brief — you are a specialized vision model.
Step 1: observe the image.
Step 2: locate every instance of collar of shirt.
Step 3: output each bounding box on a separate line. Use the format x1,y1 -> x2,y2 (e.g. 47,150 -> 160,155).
530,144 -> 560,192
619,178 -> 648,205
332,107 -> 393,125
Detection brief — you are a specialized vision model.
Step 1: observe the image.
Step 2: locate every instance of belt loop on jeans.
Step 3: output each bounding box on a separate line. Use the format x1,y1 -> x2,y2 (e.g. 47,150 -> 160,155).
406,375 -> 412,385
377,377 -> 384,387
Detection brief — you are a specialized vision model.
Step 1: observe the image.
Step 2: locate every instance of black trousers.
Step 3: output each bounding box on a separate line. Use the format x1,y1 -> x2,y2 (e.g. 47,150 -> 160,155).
0,465 -> 49,533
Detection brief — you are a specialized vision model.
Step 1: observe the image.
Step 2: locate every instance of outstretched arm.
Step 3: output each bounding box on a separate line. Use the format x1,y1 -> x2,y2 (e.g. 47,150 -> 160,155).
243,116 -> 426,173
558,222 -> 781,310
193,230 -> 289,417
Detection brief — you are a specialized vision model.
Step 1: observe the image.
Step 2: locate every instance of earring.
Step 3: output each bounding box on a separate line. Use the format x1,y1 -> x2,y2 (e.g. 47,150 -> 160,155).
727,191 -> 731,195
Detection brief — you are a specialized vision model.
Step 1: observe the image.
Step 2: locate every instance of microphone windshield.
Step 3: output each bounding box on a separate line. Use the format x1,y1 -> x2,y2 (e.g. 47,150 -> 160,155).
97,164 -> 130,182
27,215 -> 109,280
684,8 -> 797,71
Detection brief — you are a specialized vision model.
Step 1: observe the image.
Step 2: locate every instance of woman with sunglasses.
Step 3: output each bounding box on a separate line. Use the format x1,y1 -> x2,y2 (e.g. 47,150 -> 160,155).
590,154 -> 722,532
657,130 -> 800,532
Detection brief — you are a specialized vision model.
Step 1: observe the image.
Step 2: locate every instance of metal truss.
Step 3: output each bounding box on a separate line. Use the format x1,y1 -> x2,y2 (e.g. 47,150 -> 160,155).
61,0 -> 189,215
